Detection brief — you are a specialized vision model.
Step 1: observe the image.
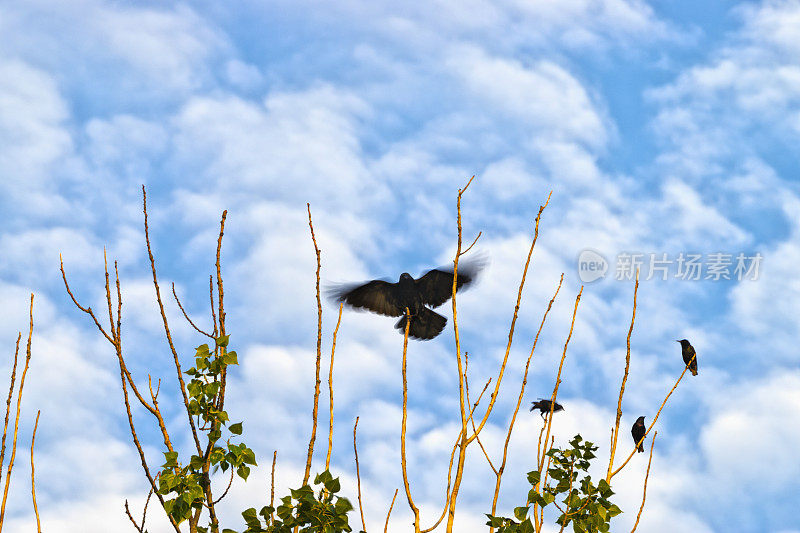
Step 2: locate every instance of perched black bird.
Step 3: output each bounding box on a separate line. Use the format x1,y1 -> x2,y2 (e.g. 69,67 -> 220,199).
328,257 -> 486,340
631,416 -> 646,453
529,399 -> 564,419
677,339 -> 698,376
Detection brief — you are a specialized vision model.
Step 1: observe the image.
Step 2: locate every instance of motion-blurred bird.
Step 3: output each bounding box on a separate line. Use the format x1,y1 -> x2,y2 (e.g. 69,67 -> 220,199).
677,339 -> 698,376
328,256 -> 486,340
529,399 -> 564,419
631,416 -> 646,453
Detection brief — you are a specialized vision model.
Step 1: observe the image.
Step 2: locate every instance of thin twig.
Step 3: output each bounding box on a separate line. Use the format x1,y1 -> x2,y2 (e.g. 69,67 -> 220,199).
533,288 -> 582,531
353,417 -> 366,533
421,377 -> 491,533
460,231 -> 482,256
304,203 -> 324,485
538,288 -> 582,473
30,410 -> 41,533
384,489 -> 399,533
399,310 -> 421,532
327,304 -> 343,470
445,176 -> 476,533
630,432 -> 657,533
172,282 -> 214,338
60,255 -> 114,344
124,487 -> 152,533
535,436 -> 555,531
607,270 -> 639,481
468,192 -> 552,445
609,360 -> 692,479
125,500 -> 143,533
212,468 -> 235,504
490,274 -> 563,528
0,294 -> 34,530
463,353 -> 497,475
209,275 -> 218,336
270,450 -> 277,521
0,334 -> 20,490
141,186 -> 203,456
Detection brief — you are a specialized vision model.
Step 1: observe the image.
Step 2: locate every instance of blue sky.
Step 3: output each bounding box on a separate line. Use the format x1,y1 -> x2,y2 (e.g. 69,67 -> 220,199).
1,1 -> 799,531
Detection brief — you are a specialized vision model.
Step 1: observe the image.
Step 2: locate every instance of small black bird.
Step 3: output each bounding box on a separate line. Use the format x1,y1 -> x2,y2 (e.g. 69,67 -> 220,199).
529,399 -> 564,419
677,339 -> 698,376
328,257 -> 486,340
631,416 -> 646,453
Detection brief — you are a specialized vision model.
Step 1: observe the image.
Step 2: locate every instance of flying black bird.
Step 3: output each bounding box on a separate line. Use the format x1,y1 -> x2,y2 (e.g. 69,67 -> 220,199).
631,416 -> 646,453
529,399 -> 564,419
677,339 -> 698,376
328,256 -> 486,340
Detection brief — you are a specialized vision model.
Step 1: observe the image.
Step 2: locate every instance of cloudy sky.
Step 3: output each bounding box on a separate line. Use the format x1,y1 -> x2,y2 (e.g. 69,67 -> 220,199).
1,0 -> 800,531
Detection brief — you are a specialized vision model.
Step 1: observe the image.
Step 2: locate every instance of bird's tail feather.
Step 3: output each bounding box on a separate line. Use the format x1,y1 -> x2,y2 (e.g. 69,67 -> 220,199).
394,308 -> 447,340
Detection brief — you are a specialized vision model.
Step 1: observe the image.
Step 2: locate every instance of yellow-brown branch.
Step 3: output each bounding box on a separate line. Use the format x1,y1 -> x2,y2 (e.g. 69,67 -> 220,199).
607,270 -> 639,481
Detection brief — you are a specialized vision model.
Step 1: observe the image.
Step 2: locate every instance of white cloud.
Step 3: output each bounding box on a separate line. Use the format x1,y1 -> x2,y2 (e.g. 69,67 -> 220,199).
446,46 -> 609,149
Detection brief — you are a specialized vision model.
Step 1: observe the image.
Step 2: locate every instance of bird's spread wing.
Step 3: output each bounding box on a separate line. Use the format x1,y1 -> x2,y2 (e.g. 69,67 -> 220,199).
327,280 -> 403,317
415,256 -> 487,308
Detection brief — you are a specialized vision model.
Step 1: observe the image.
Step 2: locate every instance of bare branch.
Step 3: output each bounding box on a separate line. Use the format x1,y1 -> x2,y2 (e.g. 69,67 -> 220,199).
172,282 -> 214,338
60,255 -> 114,344
384,489 -> 399,533
400,310 -> 421,531
353,417 -> 366,533
0,334 -> 20,490
270,450 -> 277,522
0,294 -> 35,530
468,191 -> 552,444
30,410 -> 41,533
459,231 -> 482,257
421,376 -> 491,533
326,303 -> 343,471
608,360 -> 692,479
630,432 -> 657,533
212,468 -> 235,505
141,185 -> 203,456
303,203 -> 324,486
490,273 -> 563,526
607,271 -> 639,481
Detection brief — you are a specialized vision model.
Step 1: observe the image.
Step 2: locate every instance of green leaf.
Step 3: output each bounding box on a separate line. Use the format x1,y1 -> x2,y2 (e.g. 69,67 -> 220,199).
597,505 -> 607,520
598,479 -> 613,498
514,506 -> 528,520
242,447 -> 257,465
335,496 -> 354,514
223,350 -> 239,365
485,515 -> 504,528
163,451 -> 178,468
229,422 -> 243,435
526,470 -> 541,485
242,507 -> 261,527
205,381 -> 221,397
216,335 -> 230,347
237,464 -> 251,481
607,504 -> 622,517
324,477 -> 341,493
528,491 -> 545,507
187,381 -> 202,399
